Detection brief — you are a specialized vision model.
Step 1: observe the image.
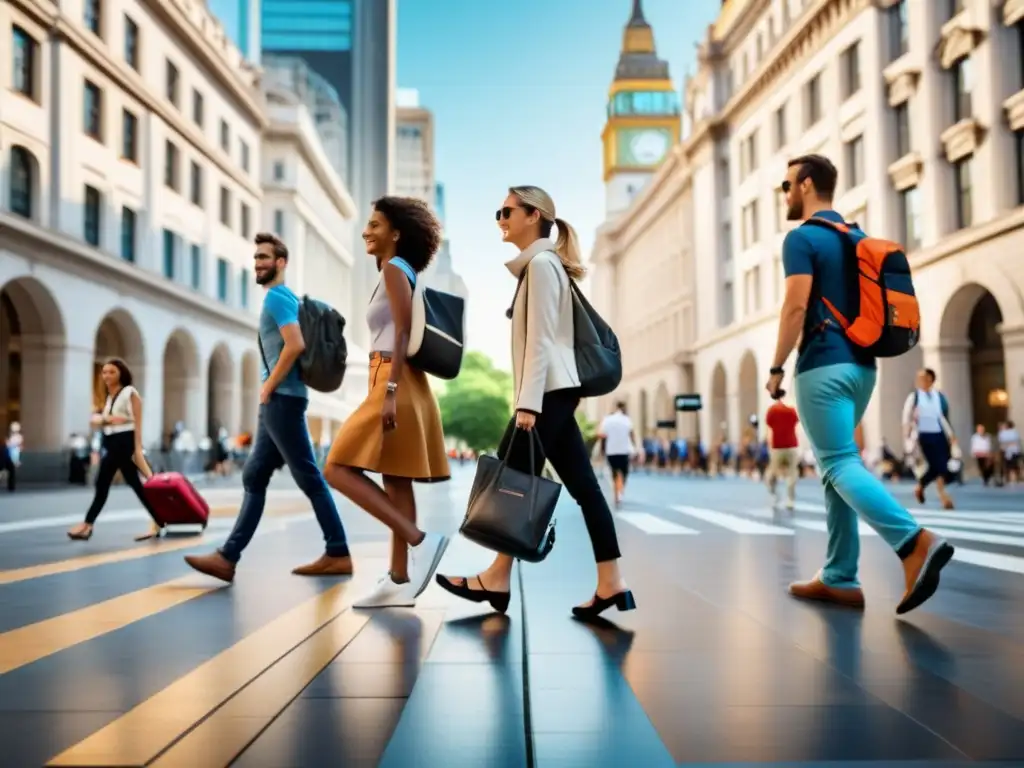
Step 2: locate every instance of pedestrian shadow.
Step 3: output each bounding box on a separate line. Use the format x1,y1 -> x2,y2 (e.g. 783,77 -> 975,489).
441,613 -> 513,661
570,614 -> 636,663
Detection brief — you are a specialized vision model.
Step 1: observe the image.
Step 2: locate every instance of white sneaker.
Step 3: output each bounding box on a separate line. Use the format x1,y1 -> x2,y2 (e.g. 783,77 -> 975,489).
353,574 -> 416,608
408,532 -> 449,598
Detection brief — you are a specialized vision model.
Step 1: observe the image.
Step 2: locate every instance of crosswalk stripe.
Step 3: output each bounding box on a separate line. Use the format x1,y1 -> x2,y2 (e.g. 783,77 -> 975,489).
671,506 -> 794,535
791,501 -> 1024,529
618,512 -> 698,535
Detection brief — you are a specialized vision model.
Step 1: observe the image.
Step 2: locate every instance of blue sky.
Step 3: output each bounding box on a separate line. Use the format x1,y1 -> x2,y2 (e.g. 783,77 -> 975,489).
210,0 -> 720,369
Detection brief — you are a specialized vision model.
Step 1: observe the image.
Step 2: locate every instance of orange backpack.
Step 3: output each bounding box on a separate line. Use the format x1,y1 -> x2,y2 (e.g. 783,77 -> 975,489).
802,217 -> 921,358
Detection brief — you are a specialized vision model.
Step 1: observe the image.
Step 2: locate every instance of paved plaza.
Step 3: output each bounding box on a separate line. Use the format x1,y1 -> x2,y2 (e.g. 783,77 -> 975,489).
0,468 -> 1023,766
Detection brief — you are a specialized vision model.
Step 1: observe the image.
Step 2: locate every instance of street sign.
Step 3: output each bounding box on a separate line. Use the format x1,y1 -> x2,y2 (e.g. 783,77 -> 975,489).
656,419 -> 676,429
674,394 -> 702,412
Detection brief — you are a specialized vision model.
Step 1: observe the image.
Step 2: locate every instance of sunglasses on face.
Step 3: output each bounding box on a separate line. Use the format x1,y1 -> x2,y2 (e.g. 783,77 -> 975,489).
496,206 -> 519,221
781,180 -> 792,193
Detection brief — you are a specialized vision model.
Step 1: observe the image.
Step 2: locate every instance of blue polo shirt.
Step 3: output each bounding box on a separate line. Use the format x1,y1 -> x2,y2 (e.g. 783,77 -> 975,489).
259,284 -> 307,399
782,210 -> 876,375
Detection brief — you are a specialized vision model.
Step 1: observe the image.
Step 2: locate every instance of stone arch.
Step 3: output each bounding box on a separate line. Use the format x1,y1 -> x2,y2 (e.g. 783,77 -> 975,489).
93,309 -> 146,410
709,362 -> 728,441
240,350 -> 260,435
738,350 -> 759,437
939,284 -> 1009,438
0,276 -> 67,449
207,343 -> 234,437
161,328 -> 200,439
8,144 -> 41,220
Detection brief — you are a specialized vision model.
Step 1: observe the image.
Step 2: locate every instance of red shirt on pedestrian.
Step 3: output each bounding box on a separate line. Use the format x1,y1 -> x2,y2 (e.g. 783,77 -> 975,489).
765,402 -> 799,449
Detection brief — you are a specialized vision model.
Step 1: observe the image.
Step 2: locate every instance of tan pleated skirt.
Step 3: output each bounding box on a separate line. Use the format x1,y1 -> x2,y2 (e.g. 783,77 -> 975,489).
327,353 -> 450,482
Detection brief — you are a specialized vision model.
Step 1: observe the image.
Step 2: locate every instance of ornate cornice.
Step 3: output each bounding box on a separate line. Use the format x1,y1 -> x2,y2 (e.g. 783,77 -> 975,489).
888,152 -> 923,192
1004,89 -> 1024,131
937,17 -> 984,70
1005,0 -> 1024,26
940,118 -> 986,163
883,57 -> 921,106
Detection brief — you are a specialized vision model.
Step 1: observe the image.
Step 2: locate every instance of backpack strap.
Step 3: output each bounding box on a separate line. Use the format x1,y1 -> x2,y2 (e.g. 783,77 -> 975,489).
389,257 -> 417,287
798,215 -> 862,342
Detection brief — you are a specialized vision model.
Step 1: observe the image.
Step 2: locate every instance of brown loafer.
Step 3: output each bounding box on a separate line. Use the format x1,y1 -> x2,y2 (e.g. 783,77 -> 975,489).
897,529 -> 954,615
292,554 -> 354,576
788,573 -> 865,608
184,551 -> 236,583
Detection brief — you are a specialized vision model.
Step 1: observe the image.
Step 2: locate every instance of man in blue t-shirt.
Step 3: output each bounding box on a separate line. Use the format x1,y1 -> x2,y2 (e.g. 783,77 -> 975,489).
185,232 -> 351,583
765,153 -> 952,615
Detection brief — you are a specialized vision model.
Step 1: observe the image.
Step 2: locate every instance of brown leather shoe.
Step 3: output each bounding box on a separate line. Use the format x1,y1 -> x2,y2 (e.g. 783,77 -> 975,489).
788,573 -> 865,608
292,554 -> 354,576
897,529 -> 954,615
184,551 -> 236,583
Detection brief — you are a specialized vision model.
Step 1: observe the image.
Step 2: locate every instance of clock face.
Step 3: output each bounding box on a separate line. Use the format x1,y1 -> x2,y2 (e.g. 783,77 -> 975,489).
629,129 -> 670,165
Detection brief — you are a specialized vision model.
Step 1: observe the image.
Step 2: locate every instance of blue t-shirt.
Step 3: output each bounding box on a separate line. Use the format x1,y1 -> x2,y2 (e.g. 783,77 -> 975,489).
259,284 -> 307,399
782,209 -> 876,375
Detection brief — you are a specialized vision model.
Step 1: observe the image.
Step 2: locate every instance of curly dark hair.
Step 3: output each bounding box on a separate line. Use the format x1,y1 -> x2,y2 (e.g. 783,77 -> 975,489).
254,232 -> 288,260
372,196 -> 442,273
104,357 -> 134,387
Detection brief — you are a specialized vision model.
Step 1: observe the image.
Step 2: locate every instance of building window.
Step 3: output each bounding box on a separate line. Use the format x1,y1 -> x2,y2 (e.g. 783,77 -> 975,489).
220,186 -> 231,226
845,134 -> 865,188
720,280 -> 735,327
841,41 -> 861,99
273,209 -> 284,235
192,89 -> 204,127
273,161 -> 285,181
164,141 -> 179,190
239,270 -> 249,308
954,156 -> 973,229
945,0 -> 965,21
120,207 -> 136,262
744,265 -> 762,315
190,245 -> 202,290
220,119 -> 230,152
165,60 -> 179,106
84,0 -> 101,36
124,16 -> 139,69
741,132 -> 758,178
719,158 -> 731,198
741,200 -> 759,249
190,162 -> 203,206
888,0 -> 908,62
122,109 -> 138,162
805,74 -> 821,128
1017,20 -> 1024,91
240,203 -> 251,238
240,141 -> 250,173
84,81 -> 103,140
217,258 -> 229,302
893,101 -> 911,158
84,186 -> 101,247
12,26 -> 37,100
162,229 -> 176,279
951,56 -> 972,123
900,186 -> 921,250
773,104 -> 786,150
10,146 -> 34,219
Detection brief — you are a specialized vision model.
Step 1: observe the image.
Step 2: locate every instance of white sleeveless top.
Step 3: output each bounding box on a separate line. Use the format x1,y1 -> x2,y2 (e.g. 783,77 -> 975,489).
103,386 -> 138,435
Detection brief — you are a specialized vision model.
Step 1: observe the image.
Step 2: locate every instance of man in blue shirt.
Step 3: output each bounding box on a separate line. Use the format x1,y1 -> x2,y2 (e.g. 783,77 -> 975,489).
185,233 -> 351,582
765,154 -> 952,615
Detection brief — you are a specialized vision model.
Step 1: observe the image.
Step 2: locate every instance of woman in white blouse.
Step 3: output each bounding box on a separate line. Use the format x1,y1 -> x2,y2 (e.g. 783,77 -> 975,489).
68,358 -> 161,541
436,185 -> 633,620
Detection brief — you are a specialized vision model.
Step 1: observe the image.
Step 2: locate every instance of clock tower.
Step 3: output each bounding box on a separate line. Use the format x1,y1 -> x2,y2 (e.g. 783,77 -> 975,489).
602,0 -> 681,217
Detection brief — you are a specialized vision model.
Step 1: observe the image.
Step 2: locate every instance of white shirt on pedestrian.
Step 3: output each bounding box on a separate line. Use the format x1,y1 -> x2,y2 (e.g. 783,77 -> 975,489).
902,389 -> 945,436
970,433 -> 992,456
599,411 -> 634,456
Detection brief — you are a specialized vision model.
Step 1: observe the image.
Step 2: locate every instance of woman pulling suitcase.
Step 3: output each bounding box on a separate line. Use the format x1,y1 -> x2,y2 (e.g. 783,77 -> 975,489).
67,358 -> 163,542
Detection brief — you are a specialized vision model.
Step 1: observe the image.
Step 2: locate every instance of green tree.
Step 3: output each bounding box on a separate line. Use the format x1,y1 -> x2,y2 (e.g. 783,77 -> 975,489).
438,352 -> 513,452
576,409 -> 598,453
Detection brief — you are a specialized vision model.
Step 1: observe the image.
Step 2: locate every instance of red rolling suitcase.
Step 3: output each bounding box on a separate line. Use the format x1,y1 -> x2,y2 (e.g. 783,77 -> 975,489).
143,472 -> 210,529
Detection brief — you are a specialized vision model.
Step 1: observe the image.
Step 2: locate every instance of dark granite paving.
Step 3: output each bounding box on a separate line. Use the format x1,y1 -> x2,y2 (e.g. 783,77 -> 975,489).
0,469 -> 1023,766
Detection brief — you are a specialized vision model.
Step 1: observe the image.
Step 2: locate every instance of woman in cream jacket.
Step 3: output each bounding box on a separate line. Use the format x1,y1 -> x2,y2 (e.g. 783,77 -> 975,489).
437,185 -> 634,620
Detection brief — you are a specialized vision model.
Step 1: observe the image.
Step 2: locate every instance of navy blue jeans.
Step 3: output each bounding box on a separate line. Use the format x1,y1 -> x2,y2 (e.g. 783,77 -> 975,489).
220,393 -> 349,562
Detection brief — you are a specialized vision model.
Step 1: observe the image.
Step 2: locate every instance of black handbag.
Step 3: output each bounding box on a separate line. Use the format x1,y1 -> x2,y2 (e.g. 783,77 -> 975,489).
459,428 -> 560,562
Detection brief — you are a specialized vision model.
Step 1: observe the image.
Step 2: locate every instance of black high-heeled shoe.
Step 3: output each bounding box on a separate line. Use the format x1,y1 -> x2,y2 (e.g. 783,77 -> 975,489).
435,574 -> 511,614
571,589 -> 636,620
67,526 -> 93,541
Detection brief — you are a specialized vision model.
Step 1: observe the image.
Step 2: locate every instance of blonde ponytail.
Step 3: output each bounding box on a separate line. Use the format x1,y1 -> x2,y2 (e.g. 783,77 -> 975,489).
553,217 -> 585,280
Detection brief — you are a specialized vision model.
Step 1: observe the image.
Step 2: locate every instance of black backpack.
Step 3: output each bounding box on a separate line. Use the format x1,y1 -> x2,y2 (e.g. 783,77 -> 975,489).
258,296 -> 348,393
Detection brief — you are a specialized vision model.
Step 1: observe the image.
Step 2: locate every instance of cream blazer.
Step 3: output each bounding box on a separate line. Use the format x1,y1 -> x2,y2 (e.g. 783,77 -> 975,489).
505,238 -> 581,414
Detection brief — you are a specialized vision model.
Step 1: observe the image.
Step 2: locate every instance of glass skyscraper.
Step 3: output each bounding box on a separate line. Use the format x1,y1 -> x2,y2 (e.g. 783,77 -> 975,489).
261,0 -> 352,51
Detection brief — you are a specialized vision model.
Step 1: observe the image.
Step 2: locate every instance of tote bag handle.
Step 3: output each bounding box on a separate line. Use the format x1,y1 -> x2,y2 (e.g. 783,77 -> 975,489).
491,426 -> 550,522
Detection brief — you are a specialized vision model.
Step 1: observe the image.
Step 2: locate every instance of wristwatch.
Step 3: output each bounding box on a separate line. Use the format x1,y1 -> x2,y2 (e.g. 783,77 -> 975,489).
386,381 -> 398,394
770,366 -> 785,375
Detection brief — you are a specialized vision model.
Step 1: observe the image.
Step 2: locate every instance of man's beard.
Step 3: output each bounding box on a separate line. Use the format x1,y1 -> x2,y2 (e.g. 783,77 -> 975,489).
255,266 -> 278,285
786,198 -> 804,221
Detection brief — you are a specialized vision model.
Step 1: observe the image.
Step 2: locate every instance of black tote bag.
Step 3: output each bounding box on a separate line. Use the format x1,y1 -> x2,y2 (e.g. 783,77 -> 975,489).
459,428 -> 560,562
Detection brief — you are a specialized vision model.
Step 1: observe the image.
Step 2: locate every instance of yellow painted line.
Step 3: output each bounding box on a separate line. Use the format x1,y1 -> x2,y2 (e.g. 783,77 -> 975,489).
0,576 -> 218,675
150,610 -> 372,767
0,503 -> 309,587
47,559 -> 384,768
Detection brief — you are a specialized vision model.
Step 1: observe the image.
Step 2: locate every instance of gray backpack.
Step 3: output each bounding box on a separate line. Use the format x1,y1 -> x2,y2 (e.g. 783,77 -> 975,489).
258,296 -> 348,393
